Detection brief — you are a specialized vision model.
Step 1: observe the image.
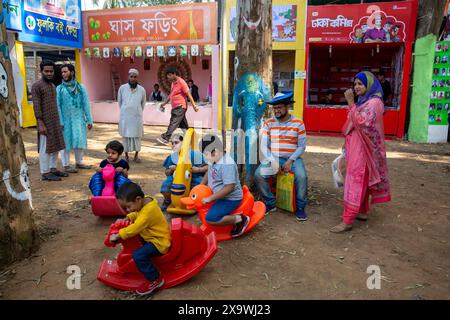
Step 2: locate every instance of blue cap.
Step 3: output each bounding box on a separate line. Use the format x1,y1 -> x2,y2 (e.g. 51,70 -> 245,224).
267,91 -> 295,105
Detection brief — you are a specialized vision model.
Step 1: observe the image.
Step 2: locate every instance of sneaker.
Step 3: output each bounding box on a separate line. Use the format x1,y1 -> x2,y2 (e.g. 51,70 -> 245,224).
136,277 -> 165,295
42,173 -> 62,181
230,215 -> 250,238
50,169 -> 68,177
157,137 -> 170,146
64,166 -> 78,173
295,209 -> 308,221
161,200 -> 171,211
265,205 -> 277,216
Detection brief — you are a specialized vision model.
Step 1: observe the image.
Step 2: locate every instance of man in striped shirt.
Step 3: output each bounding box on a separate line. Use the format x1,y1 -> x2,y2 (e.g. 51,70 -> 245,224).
255,92 -> 309,221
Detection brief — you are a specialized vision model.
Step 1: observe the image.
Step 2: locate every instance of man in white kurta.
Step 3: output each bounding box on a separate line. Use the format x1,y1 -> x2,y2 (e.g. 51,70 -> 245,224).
118,69 -> 146,163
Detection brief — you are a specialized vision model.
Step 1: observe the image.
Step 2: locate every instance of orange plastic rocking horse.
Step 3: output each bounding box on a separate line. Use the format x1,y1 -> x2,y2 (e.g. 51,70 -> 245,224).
180,185 -> 266,241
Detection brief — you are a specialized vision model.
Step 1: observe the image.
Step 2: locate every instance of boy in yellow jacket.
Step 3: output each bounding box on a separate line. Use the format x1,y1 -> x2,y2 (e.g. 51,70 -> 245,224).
109,182 -> 171,295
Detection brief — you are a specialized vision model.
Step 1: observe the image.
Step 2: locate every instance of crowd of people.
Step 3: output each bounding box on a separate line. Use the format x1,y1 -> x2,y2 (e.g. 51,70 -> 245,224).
32,60 -> 391,296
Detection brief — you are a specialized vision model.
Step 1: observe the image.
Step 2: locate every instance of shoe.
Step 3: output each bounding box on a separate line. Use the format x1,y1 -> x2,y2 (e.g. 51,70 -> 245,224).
265,205 -> 277,216
356,214 -> 368,221
136,278 -> 165,295
50,169 -> 68,177
295,209 -> 308,221
134,158 -> 142,163
64,166 -> 78,173
157,137 -> 170,146
42,173 -> 62,181
230,215 -> 250,238
76,163 -> 92,169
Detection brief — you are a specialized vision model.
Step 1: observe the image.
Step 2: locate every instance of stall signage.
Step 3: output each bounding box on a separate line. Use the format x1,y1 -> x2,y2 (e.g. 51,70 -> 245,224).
307,0 -> 416,43
19,0 -> 82,48
3,0 -> 22,31
82,2 -> 217,48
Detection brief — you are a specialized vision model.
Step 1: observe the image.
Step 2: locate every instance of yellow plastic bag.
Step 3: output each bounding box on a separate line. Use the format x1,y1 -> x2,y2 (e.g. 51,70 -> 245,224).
275,172 -> 296,213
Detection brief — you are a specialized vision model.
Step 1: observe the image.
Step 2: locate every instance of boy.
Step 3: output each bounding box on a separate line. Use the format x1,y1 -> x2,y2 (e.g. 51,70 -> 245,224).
160,133 -> 208,211
110,182 -> 171,295
199,134 -> 249,237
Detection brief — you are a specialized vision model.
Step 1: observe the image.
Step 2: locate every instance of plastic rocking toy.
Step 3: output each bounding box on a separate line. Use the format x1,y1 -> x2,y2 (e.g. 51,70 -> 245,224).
166,128 -> 197,215
180,185 -> 266,241
89,164 -> 128,217
97,217 -> 217,291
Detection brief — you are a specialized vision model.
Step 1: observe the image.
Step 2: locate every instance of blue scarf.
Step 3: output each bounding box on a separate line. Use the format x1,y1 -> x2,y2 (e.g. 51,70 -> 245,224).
62,79 -> 83,108
354,71 -> 384,106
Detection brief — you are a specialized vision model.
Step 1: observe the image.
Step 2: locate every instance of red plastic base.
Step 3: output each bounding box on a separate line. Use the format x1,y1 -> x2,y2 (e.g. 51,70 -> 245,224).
90,196 -> 127,217
97,218 -> 217,291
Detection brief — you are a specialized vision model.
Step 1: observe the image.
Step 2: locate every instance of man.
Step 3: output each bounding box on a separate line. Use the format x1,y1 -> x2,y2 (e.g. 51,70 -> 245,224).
187,79 -> 199,102
157,67 -> 198,145
150,83 -> 163,102
118,68 -> 146,163
31,60 -> 67,181
254,92 -> 309,221
377,71 -> 391,104
363,15 -> 386,43
57,64 -> 93,173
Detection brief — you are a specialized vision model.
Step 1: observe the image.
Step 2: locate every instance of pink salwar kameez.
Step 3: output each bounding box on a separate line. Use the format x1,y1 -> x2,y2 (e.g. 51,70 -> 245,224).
342,97 -> 391,225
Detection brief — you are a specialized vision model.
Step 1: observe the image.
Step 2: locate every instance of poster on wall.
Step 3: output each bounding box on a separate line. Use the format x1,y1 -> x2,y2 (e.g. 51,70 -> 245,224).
19,0 -> 83,48
82,3 -> 217,48
229,5 -> 298,42
307,1 -> 416,43
429,41 -> 450,126
4,0 -> 22,31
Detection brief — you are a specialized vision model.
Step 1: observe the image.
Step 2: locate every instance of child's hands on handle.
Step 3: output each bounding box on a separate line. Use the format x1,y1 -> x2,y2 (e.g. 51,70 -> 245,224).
201,196 -> 214,205
109,233 -> 120,242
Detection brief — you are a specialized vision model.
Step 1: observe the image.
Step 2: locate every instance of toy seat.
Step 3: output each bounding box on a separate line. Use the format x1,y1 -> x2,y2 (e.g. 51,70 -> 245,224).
90,196 -> 127,217
97,218 -> 217,291
181,185 -> 266,242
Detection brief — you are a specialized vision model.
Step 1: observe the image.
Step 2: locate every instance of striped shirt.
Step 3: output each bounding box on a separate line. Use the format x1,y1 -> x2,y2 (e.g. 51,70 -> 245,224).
261,115 -> 307,161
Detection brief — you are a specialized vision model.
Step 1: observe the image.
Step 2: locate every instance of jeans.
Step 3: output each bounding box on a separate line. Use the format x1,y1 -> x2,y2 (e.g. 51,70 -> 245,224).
132,242 -> 162,282
254,157 -> 308,211
161,106 -> 189,141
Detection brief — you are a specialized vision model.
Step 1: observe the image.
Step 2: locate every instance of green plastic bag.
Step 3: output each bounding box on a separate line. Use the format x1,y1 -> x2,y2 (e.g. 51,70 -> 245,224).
275,172 -> 296,213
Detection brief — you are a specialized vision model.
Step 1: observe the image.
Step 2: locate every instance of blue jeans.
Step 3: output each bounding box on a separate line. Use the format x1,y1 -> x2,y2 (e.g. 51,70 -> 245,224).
132,242 -> 162,282
206,199 -> 242,222
254,158 -> 308,211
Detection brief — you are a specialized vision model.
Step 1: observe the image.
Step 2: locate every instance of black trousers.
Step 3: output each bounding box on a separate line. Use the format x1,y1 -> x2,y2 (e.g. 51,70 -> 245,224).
161,106 -> 189,141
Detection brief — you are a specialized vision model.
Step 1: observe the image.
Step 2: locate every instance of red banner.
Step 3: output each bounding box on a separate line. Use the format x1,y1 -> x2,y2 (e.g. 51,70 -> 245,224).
82,2 -> 217,48
307,0 -> 417,44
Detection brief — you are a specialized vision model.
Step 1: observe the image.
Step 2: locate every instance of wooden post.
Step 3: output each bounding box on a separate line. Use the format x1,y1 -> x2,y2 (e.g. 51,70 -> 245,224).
232,0 -> 272,187
0,1 -> 37,267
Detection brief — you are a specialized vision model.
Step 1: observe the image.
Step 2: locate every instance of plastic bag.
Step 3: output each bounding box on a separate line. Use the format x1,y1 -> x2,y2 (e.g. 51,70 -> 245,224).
275,172 -> 296,213
331,152 -> 346,188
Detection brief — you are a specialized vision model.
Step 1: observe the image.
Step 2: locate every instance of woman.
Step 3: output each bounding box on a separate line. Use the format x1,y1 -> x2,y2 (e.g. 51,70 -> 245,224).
331,71 -> 391,233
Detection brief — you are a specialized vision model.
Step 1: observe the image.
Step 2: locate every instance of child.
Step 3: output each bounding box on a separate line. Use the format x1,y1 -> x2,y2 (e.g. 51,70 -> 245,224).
89,140 -> 130,196
110,182 -> 171,295
160,133 -> 208,210
199,134 -> 249,238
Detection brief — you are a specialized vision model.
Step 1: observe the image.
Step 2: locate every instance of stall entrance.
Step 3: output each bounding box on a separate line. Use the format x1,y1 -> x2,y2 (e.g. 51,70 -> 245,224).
305,43 -> 405,135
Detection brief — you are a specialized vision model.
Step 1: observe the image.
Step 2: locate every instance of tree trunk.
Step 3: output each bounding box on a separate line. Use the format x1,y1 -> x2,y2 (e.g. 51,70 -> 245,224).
415,0 -> 447,39
232,0 -> 272,187
0,1 -> 37,268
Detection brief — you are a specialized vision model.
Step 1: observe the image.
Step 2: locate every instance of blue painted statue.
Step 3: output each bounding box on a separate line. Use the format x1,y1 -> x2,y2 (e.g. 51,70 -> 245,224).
232,72 -> 271,184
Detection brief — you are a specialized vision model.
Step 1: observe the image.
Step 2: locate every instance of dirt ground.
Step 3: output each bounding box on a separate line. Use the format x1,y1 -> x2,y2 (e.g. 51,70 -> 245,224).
0,123 -> 449,300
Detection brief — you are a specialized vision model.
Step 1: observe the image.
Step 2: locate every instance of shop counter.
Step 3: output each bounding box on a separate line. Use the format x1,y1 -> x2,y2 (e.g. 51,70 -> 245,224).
90,101 -> 214,128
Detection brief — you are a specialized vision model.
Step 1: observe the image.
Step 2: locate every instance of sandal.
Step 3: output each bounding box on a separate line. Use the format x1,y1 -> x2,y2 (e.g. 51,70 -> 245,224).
51,169 -> 68,177
356,214 -> 368,221
64,166 -> 78,173
42,173 -> 62,181
330,222 -> 353,233
76,163 -> 92,169
134,158 -> 142,163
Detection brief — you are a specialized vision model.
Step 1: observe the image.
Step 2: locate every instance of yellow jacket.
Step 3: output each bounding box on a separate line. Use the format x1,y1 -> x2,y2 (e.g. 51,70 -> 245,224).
119,197 -> 171,254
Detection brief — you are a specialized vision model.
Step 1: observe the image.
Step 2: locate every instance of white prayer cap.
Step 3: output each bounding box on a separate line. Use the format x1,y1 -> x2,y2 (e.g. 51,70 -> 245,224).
128,68 -> 139,76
